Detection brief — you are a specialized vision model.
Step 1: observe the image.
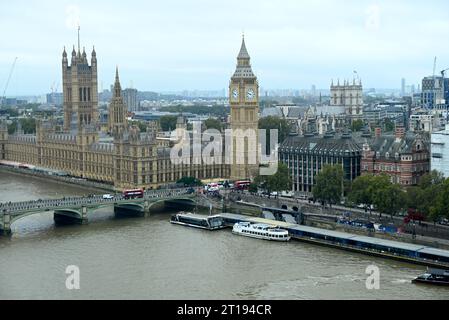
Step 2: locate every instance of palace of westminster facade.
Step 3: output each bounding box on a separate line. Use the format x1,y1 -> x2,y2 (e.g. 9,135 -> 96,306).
0,37 -> 260,190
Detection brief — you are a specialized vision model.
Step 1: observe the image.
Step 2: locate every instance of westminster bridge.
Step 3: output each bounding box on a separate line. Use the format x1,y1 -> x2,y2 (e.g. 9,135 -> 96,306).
0,188 -> 199,235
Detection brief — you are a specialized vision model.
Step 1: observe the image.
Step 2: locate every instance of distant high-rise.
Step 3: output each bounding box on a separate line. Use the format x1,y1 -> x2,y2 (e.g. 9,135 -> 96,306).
122,88 -> 138,112
401,78 -> 406,96
421,76 -> 449,110
62,40 -> 98,131
311,85 -> 316,98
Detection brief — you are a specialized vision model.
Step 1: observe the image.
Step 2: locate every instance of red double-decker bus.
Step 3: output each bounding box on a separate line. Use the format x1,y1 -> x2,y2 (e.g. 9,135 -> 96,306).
123,189 -> 144,199
234,180 -> 251,190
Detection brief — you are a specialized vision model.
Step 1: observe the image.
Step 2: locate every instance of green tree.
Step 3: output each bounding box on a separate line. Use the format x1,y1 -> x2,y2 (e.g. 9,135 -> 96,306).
351,119 -> 364,132
348,175 -> 376,212
1,108 -> 19,117
405,186 -> 422,213
313,165 -> 344,207
406,171 -> 445,218
129,120 -> 147,132
430,179 -> 449,221
374,183 -> 406,218
20,118 -> 36,134
254,163 -> 291,195
418,170 -> 445,189
7,122 -> 16,134
159,115 -> 178,132
203,118 -> 223,132
248,183 -> 258,194
7,118 -> 36,134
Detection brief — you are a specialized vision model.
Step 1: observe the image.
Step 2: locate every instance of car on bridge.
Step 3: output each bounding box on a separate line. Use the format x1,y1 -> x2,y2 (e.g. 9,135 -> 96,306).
102,194 -> 114,200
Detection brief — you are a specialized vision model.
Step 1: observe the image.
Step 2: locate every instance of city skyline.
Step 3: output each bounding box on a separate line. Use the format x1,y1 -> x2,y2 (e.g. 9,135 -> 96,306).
2,0 -> 449,95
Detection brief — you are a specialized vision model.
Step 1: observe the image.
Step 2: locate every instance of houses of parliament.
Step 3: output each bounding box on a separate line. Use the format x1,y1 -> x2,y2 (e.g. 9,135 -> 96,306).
0,36 -> 260,190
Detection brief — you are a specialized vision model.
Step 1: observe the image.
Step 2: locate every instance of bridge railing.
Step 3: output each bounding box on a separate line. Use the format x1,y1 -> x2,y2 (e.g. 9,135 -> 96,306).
0,188 -> 195,215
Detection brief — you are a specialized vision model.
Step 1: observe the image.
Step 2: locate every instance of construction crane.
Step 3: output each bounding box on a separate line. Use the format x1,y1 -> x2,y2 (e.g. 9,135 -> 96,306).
432,57 -> 438,109
1,57 -> 18,106
441,68 -> 449,112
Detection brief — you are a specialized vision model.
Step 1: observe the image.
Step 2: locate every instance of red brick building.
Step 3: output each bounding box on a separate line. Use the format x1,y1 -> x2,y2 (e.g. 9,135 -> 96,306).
360,127 -> 430,186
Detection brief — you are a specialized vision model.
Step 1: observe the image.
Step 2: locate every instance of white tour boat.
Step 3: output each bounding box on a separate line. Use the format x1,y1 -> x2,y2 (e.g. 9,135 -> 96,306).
232,222 -> 291,241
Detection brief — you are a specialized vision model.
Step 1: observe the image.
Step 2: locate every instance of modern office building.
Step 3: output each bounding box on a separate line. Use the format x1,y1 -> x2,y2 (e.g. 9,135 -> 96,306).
431,124 -> 449,177
421,76 -> 449,110
279,130 -> 362,193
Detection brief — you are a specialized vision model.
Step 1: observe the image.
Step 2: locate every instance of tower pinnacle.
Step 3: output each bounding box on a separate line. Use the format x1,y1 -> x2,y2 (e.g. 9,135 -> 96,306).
114,66 -> 122,97
237,34 -> 250,59
77,25 -> 81,55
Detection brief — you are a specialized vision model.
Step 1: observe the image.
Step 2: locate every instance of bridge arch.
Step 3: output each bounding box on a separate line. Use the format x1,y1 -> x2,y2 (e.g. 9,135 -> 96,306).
147,197 -> 196,212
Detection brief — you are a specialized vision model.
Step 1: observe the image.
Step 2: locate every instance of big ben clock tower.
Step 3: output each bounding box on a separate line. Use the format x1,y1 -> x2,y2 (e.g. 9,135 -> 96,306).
229,35 -> 260,181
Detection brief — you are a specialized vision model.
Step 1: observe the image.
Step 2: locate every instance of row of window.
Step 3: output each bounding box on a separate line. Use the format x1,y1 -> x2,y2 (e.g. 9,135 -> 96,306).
241,229 -> 288,239
78,87 -> 91,102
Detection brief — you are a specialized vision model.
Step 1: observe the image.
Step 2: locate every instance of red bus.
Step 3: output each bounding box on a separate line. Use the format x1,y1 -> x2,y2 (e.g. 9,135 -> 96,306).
404,208 -> 426,223
123,189 -> 144,199
234,180 -> 251,190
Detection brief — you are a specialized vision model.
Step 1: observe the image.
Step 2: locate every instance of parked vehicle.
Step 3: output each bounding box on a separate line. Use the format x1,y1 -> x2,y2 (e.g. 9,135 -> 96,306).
280,191 -> 294,198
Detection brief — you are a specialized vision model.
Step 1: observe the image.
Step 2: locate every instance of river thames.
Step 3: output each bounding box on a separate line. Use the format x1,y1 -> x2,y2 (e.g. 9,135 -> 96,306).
0,171 -> 447,300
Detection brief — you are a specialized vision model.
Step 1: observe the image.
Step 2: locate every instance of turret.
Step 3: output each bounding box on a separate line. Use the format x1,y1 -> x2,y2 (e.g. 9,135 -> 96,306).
71,45 -> 77,65
91,46 -> 97,66
82,47 -> 87,63
62,47 -> 68,66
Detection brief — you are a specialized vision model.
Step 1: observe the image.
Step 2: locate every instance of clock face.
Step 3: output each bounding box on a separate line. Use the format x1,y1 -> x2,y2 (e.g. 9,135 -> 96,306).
232,88 -> 239,100
246,88 -> 255,100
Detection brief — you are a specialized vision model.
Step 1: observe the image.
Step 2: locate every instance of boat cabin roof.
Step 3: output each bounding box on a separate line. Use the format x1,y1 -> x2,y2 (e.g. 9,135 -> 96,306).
177,213 -> 222,220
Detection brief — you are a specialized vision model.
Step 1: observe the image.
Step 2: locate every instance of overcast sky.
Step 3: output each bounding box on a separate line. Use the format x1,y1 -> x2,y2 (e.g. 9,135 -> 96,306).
2,0 -> 449,95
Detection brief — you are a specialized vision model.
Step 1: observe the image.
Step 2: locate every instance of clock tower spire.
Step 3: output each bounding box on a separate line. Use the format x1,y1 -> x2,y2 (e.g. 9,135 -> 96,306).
229,35 -> 260,181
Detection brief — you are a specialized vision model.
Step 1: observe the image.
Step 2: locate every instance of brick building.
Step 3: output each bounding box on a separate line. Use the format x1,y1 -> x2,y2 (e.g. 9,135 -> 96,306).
360,127 -> 430,186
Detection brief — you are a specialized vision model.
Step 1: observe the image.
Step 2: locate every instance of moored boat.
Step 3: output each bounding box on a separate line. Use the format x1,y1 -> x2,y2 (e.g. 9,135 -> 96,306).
170,212 -> 226,230
412,268 -> 449,286
232,222 -> 291,241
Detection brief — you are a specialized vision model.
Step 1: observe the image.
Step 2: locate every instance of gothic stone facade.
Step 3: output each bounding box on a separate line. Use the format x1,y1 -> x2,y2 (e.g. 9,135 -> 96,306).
0,38 -> 264,189
330,79 -> 363,121
0,42 -> 236,190
229,36 -> 260,181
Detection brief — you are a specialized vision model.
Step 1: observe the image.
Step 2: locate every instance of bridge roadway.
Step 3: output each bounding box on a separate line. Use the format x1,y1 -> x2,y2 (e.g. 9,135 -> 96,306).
0,188 -> 197,235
